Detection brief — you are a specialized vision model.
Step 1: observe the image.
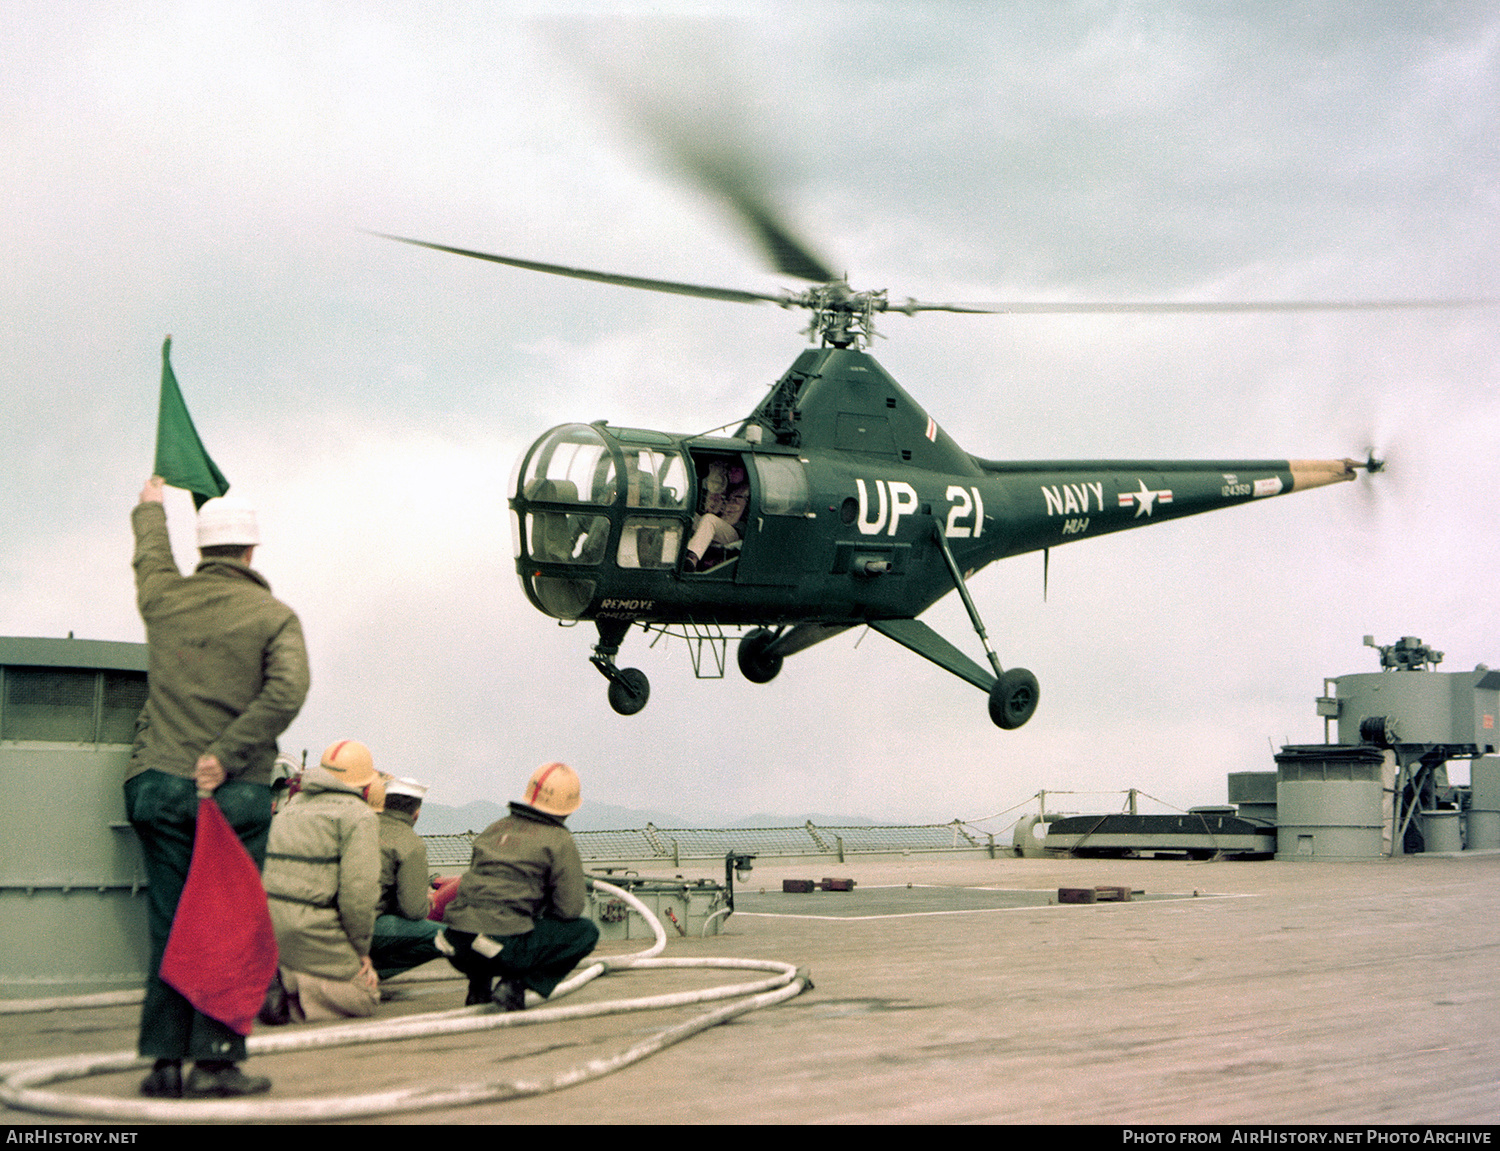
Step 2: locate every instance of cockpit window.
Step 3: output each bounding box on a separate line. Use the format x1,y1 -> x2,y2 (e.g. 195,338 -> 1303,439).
518,424 -> 617,506
617,517 -> 682,569
622,448 -> 689,511
526,512 -> 609,565
753,455 -> 810,516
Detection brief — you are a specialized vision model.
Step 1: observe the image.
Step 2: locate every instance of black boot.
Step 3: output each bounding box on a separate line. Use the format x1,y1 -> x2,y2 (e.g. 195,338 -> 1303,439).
184,1061 -> 271,1098
493,979 -> 527,1012
139,1059 -> 182,1098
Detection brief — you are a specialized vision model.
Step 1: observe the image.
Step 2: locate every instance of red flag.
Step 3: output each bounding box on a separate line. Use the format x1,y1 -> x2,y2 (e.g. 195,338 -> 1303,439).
160,797 -> 278,1036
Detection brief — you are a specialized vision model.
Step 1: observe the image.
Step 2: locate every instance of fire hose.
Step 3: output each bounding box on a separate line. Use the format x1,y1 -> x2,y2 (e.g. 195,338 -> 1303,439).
0,878 -> 811,1122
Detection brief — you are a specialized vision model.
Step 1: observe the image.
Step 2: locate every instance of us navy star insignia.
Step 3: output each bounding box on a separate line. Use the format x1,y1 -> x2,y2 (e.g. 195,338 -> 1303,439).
1118,480 -> 1174,517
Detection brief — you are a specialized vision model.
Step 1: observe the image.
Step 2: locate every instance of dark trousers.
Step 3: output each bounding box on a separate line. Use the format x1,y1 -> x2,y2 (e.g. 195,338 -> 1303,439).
443,916 -> 600,999
370,914 -> 444,981
124,769 -> 271,1062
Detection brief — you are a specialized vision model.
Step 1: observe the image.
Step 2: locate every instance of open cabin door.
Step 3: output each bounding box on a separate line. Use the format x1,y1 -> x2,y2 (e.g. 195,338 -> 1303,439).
736,453 -> 814,586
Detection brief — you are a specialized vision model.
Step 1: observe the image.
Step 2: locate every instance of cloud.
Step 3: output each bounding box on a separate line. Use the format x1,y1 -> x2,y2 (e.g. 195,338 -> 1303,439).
3,4 -> 1496,824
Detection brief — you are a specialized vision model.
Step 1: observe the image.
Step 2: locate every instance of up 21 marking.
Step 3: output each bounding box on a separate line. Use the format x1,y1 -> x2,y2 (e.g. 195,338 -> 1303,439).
852,480 -> 984,539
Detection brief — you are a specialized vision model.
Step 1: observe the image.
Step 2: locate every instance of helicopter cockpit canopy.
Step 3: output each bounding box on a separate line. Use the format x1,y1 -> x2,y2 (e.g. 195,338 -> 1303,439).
516,423 -> 613,502
514,423 -> 699,619
517,423 -> 613,553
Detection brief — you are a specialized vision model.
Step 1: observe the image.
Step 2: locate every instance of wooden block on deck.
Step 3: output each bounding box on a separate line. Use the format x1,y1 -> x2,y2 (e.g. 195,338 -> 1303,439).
1058,887 -> 1098,903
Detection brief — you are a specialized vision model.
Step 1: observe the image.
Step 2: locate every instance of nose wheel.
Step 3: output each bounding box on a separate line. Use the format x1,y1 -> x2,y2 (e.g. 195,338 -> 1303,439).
605,667 -> 650,715
591,619 -> 651,716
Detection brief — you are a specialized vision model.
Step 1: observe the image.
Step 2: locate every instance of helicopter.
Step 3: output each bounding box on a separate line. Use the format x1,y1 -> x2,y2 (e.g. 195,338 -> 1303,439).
376,147 -> 1480,727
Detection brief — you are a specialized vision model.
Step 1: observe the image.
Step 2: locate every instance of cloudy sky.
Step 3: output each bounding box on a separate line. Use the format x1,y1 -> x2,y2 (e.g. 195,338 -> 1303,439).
3,2 -> 1496,830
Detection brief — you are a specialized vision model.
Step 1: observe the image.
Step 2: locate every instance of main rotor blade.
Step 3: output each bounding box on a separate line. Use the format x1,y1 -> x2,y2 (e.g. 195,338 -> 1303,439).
373,233 -> 790,307
889,297 -> 1496,316
375,233 -> 1494,321
552,25 -> 837,285
664,145 -> 837,283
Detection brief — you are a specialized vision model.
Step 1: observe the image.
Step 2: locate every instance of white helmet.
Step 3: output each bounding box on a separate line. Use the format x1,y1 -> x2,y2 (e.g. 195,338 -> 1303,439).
197,495 -> 261,549
385,777 -> 428,801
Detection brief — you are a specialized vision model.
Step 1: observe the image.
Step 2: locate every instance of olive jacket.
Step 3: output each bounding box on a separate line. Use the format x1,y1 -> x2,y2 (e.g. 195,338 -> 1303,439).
262,767 -> 380,979
376,809 -> 431,919
444,803 -> 588,938
129,502 -> 309,785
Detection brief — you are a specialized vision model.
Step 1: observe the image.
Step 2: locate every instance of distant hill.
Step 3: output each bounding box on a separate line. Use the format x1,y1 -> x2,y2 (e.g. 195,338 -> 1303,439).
421,799 -> 696,835
719,812 -> 883,829
419,799 -> 887,835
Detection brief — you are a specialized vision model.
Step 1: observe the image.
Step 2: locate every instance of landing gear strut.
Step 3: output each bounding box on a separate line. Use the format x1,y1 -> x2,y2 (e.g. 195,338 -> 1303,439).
930,524 -> 1040,730
591,620 -> 651,716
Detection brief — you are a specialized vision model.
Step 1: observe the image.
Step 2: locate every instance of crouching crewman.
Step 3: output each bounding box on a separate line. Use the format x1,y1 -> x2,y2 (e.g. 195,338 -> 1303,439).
440,762 -> 600,1011
261,739 -> 383,1022
369,775 -> 445,980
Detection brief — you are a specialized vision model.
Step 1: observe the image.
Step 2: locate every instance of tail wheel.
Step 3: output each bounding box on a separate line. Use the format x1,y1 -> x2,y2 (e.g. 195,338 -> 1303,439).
989,668 -> 1039,730
737,628 -> 784,684
607,668 -> 650,716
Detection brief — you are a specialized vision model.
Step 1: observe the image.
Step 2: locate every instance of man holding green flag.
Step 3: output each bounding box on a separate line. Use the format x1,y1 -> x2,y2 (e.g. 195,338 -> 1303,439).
126,339 -> 310,1099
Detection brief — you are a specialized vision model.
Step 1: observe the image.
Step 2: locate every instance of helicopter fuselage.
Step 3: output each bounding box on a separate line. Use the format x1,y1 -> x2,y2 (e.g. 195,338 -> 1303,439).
381,118 -> 1429,725
510,348 -> 1354,633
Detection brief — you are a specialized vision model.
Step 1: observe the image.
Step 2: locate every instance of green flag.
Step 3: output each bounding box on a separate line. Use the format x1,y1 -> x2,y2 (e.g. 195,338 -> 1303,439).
154,336 -> 229,510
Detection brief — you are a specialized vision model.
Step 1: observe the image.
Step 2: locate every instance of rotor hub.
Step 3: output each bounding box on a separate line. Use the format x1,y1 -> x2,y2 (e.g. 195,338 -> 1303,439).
781,283 -> 887,349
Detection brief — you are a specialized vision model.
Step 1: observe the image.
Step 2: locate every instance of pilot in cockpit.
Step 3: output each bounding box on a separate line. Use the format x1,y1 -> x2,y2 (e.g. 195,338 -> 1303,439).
683,461 -> 749,572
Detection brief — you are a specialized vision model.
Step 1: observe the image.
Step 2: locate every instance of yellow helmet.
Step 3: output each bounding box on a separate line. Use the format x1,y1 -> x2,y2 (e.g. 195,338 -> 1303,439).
523,762 -> 581,816
320,739 -> 376,789
364,773 -> 389,812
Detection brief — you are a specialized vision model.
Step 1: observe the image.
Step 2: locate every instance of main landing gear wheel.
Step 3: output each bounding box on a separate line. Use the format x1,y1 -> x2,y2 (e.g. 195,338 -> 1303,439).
989,668 -> 1039,730
737,628 -> 784,684
607,668 -> 650,716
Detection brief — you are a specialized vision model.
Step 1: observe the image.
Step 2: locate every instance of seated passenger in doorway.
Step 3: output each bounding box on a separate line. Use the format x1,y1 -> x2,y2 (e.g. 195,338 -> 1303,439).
684,461 -> 749,572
